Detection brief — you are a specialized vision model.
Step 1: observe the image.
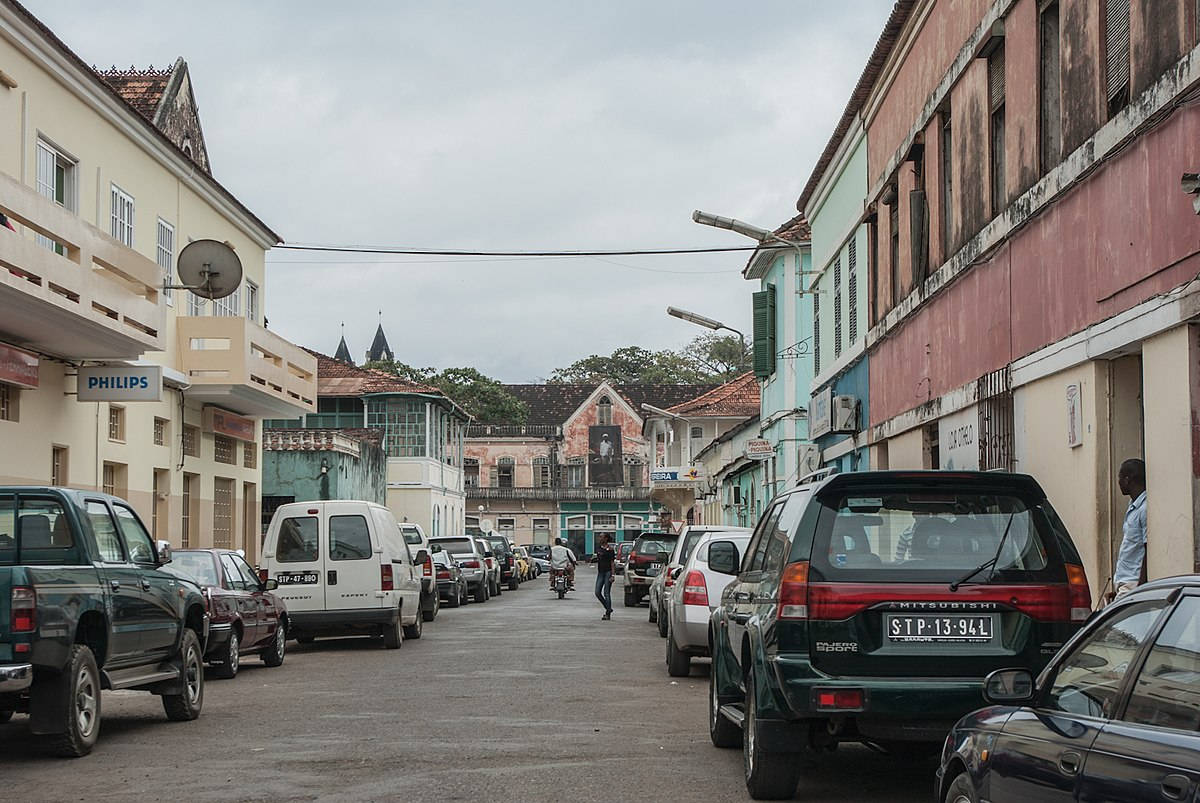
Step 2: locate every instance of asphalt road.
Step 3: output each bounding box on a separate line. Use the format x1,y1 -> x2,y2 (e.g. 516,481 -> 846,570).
1,566 -> 934,802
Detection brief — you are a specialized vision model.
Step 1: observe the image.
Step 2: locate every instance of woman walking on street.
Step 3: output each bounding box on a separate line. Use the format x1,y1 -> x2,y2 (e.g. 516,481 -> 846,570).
595,534 -> 615,620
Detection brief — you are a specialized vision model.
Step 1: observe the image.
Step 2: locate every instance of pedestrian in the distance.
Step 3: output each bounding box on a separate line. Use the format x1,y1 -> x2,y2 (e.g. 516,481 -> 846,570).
595,533 -> 615,620
1112,457 -> 1148,599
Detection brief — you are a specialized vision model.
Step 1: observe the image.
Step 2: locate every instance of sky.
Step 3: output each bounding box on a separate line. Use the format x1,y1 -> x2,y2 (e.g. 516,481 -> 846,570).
28,0 -> 893,382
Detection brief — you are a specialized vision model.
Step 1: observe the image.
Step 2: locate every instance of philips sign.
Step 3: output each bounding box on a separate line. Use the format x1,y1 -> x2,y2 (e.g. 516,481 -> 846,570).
78,365 -> 163,402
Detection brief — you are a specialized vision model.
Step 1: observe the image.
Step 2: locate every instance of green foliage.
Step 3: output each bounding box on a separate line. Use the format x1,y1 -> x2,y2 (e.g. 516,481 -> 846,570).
548,334 -> 750,385
364,360 -> 528,423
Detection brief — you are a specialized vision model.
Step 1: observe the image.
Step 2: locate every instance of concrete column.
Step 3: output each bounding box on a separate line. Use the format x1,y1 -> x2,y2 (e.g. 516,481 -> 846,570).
1142,324 -> 1200,576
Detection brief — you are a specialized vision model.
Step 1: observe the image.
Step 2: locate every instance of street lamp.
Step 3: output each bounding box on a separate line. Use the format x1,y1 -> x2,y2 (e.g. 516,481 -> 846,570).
666,306 -> 746,356
692,208 -> 816,291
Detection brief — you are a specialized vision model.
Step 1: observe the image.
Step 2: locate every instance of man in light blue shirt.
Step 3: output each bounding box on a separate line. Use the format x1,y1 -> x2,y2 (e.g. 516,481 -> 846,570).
1113,458 -> 1147,598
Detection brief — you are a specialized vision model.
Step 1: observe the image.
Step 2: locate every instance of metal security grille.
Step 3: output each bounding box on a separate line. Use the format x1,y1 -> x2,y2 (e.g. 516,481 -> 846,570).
51,446 -> 66,485
214,435 -> 235,465
988,47 -> 1006,111
183,425 -> 199,457
813,293 -> 821,375
108,406 -> 124,441
847,239 -> 858,345
0,384 -> 12,421
243,442 -> 257,469
213,478 -> 234,549
110,185 -> 134,246
833,256 -> 843,358
977,367 -> 1014,471
102,463 -> 115,496
181,475 -> 193,548
1104,0 -> 1130,104
154,417 -> 166,446
157,219 -> 174,300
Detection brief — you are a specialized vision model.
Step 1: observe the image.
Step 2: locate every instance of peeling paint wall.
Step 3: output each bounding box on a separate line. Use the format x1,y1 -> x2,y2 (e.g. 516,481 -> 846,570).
1131,0 -> 1190,99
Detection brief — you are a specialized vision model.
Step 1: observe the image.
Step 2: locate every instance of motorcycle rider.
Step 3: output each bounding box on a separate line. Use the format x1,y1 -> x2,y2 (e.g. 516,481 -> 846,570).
549,537 -> 577,590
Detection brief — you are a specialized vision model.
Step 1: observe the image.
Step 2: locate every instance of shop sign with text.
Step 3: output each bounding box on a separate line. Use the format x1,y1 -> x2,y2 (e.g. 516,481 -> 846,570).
77,364 -> 162,402
204,406 -> 256,441
0,343 -> 38,389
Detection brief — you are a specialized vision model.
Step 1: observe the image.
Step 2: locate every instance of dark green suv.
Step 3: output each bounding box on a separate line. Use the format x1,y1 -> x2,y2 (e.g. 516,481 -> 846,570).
707,471 -> 1091,799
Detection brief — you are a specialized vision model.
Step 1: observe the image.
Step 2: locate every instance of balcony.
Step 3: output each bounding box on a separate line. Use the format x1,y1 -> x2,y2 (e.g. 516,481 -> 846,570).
177,315 -> 316,418
466,424 -> 562,438
467,486 -> 653,502
0,172 -> 163,358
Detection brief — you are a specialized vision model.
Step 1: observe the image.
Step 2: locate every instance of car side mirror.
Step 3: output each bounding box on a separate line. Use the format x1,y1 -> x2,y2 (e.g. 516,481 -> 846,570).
156,539 -> 172,564
263,579 -> 279,591
414,550 -> 429,565
656,551 -> 670,563
983,668 -> 1035,704
708,541 -> 740,575
671,567 -> 683,580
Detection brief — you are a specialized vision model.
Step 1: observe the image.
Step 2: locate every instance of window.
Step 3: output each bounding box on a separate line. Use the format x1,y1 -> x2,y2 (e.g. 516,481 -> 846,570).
276,516 -> 318,563
85,501 -> 125,562
181,473 -> 197,548
154,417 -> 168,446
497,518 -> 515,531
213,284 -> 240,317
532,456 -> 551,488
593,514 -> 618,531
847,238 -> 858,345
13,497 -> 72,552
868,216 -> 880,326
492,457 -> 514,489
183,425 -> 199,457
566,515 -> 587,531
1039,2 -> 1062,173
366,398 -> 426,457
1103,0 -> 1130,117
567,458 -> 585,489
214,434 -> 236,465
187,292 -> 207,317
690,426 -> 704,440
1123,596 -> 1200,731
744,502 -> 785,574
220,553 -> 251,590
888,192 -> 900,307
36,139 -> 76,254
834,255 -> 843,358
107,405 -> 125,441
752,286 -> 777,379
0,384 -> 17,422
627,460 -> 644,488
309,397 -> 365,429
157,219 -> 175,303
243,441 -> 258,469
464,458 -> 479,488
110,184 -> 134,247
1046,601 -> 1168,718
51,446 -> 67,486
213,477 -> 234,549
533,518 -> 550,531
101,462 -> 126,497
989,45 -> 1007,217
113,505 -> 155,564
329,515 -> 372,560
940,106 -> 953,255
813,290 -> 821,374
244,280 -> 259,324
151,468 -> 165,538
598,396 -> 613,426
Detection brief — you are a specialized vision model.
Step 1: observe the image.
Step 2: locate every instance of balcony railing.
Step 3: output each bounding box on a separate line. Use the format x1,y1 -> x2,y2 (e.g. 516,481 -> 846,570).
263,428 -> 363,457
466,424 -> 563,438
177,315 -> 317,418
467,486 -> 652,502
0,172 -> 163,358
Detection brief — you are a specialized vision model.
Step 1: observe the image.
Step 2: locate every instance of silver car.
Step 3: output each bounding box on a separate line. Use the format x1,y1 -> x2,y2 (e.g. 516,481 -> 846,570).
663,531 -> 753,677
648,525 -> 751,637
429,536 -> 491,604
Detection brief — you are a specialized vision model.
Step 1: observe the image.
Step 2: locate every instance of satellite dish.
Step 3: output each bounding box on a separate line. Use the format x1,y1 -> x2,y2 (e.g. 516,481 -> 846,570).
174,239 -> 242,300
480,518 -> 494,534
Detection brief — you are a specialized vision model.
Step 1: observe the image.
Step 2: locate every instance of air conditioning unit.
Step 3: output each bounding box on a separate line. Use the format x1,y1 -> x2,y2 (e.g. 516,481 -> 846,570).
797,444 -> 821,476
832,395 -> 858,433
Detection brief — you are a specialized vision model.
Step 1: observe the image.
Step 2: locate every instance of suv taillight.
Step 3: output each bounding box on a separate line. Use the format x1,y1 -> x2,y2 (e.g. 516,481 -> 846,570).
681,571 -> 708,606
258,568 -> 269,583
1066,564 -> 1091,622
380,564 -> 394,591
423,557 -> 433,577
778,561 -> 810,620
11,586 -> 35,632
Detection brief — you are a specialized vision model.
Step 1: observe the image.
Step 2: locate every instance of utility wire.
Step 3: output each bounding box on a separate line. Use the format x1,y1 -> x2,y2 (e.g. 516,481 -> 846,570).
272,242 -> 788,257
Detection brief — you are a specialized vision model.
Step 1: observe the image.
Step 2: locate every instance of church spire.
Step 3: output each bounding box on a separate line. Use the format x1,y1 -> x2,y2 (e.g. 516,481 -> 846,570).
365,317 -> 394,363
333,322 -> 353,364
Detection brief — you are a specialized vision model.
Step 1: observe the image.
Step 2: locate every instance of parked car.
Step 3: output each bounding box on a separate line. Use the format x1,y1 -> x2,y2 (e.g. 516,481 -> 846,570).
649,525 -> 751,635
475,536 -> 503,597
399,522 -> 439,623
487,534 -> 521,591
260,500 -> 426,647
663,531 -> 753,677
431,548 -> 468,608
524,544 -> 552,575
160,548 -> 288,679
431,535 -> 490,603
614,541 -> 634,575
622,533 -> 680,607
512,546 -> 533,581
708,470 -> 1091,800
0,488 -> 207,756
936,574 -> 1200,803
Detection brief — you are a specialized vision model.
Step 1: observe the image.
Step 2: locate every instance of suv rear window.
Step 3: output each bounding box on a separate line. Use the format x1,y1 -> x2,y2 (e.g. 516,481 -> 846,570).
400,527 -> 423,545
633,535 -> 678,556
0,496 -> 74,564
808,488 -> 1064,583
433,538 -> 475,555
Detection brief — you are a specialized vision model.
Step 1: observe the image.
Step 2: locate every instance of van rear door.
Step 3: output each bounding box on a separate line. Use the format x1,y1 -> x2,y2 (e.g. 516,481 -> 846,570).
324,503 -> 384,612
268,506 -> 324,613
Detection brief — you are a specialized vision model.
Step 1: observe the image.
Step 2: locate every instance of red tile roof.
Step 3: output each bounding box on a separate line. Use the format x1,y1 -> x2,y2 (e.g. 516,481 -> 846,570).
306,350 -> 443,397
95,66 -> 171,121
666,372 -> 760,417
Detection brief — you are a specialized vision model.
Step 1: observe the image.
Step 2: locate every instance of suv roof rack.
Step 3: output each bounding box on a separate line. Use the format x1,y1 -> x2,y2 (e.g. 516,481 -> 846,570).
797,467 -> 837,486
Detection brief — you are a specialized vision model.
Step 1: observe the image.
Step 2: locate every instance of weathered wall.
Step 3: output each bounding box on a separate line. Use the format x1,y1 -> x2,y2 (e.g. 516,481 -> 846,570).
951,58 -> 989,251
886,427 -> 926,469
1131,0 -> 1191,99
1060,0 -> 1103,158
1006,0 -> 1040,198
261,444 -> 387,506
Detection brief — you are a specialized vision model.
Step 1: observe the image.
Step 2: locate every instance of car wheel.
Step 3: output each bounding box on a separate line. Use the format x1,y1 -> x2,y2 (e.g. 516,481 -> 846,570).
624,587 -> 637,608
474,582 -> 488,604
213,628 -> 240,679
666,626 -> 691,677
493,578 -> 503,596
422,591 -> 439,622
649,601 -> 657,623
262,620 -> 286,667
0,709 -> 13,724
709,664 -> 741,748
48,644 -> 101,757
403,610 -> 423,640
446,588 -> 461,608
162,629 -> 204,722
383,613 -> 403,649
509,576 -> 519,591
944,771 -> 979,803
657,604 -> 669,638
743,667 -> 802,800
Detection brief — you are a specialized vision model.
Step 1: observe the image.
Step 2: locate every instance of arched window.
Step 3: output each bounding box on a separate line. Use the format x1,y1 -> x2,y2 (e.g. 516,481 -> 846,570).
597,395 -> 613,426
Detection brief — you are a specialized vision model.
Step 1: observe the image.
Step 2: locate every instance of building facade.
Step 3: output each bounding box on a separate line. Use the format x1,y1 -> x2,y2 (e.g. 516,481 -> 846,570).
0,2 -> 316,563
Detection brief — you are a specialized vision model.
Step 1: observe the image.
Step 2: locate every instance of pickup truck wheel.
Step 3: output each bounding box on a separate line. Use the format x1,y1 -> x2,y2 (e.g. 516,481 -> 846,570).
474,582 -> 488,604
624,587 -> 637,608
261,621 -> 286,667
648,601 -> 657,623
49,644 -> 101,757
0,709 -> 13,724
508,576 -> 520,591
162,630 -> 204,722
213,629 -> 240,679
666,626 -> 691,677
422,592 -> 439,622
743,669 -> 802,800
383,614 -> 403,649
709,666 -> 741,748
403,610 -> 423,640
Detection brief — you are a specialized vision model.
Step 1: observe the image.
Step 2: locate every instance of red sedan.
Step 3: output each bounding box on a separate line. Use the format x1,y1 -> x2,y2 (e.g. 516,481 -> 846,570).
160,548 -> 288,679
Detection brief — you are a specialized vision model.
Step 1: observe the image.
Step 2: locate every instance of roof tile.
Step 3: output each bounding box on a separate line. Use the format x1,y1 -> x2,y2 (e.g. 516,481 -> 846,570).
666,372 -> 760,417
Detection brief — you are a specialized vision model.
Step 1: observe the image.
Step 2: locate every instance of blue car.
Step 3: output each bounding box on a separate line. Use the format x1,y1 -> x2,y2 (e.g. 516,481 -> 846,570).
936,575 -> 1200,803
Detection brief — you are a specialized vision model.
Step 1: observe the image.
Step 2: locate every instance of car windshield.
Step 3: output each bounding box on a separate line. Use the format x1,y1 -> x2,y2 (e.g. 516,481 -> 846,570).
808,488 -> 1063,583
678,531 -> 713,564
161,551 -> 220,587
432,538 -> 475,556
634,536 -> 677,556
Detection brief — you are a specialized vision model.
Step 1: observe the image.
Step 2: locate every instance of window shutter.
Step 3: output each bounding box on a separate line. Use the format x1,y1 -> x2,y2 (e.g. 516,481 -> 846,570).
833,257 -> 843,358
1104,0 -> 1130,101
848,239 -> 858,345
813,292 -> 821,375
752,287 -> 776,378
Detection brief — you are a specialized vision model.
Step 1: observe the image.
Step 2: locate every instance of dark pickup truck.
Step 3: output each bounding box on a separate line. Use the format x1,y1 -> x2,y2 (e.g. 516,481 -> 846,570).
0,488 -> 209,756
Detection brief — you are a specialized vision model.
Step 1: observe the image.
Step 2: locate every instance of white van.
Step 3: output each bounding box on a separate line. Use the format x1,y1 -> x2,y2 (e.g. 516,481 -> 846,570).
261,501 -> 425,648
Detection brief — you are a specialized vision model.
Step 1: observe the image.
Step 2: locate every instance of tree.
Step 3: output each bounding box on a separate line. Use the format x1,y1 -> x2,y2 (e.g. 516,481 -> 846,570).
547,335 -> 750,385
680,333 -> 751,383
365,360 -> 528,423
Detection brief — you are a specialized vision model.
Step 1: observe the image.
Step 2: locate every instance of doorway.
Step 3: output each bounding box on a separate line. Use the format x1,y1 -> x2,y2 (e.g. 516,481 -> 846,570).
242,481 -> 257,564
1106,354 -> 1144,583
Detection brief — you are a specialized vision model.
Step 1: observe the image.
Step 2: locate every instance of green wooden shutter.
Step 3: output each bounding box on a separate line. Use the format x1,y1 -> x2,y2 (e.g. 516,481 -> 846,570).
752,286 -> 776,378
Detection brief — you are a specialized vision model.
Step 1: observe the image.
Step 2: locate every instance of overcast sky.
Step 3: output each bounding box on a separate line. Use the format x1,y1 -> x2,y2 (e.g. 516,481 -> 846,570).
30,0 -> 891,382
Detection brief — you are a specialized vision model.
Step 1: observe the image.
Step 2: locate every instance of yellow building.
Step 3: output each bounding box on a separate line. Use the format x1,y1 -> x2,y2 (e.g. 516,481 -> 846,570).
0,2 -> 315,563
